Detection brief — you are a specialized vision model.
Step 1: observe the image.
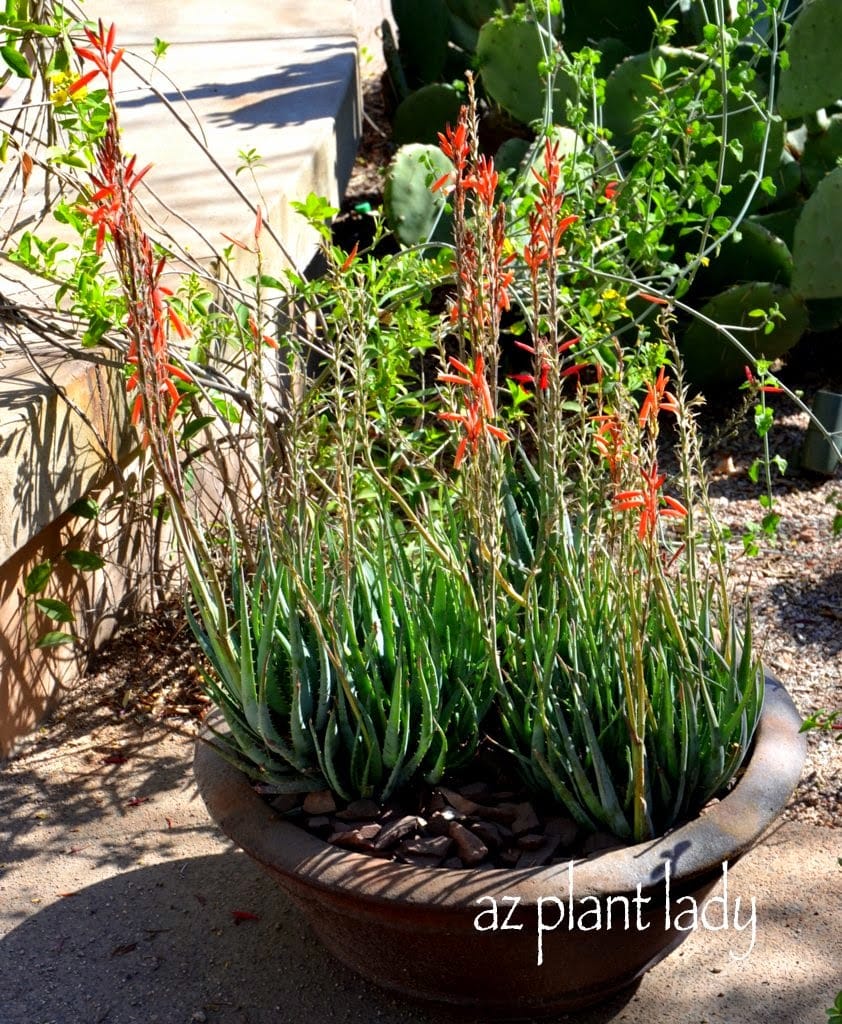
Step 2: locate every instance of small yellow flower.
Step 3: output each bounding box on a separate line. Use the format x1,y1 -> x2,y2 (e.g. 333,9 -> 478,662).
601,288 -> 628,312
48,70 -> 84,106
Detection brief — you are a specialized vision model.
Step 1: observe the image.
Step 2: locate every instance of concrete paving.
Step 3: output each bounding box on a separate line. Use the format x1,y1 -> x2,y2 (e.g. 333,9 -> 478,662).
0,710 -> 839,1024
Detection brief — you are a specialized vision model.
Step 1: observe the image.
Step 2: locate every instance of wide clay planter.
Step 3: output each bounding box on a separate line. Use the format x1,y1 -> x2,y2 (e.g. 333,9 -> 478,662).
193,674 -> 805,1018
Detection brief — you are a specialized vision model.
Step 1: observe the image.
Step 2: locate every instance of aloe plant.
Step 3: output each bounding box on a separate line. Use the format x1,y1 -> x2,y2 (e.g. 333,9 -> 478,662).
188,513 -> 494,801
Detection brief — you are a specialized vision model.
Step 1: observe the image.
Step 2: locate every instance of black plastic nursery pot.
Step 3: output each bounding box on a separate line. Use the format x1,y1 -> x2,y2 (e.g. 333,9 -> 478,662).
194,674 -> 805,1018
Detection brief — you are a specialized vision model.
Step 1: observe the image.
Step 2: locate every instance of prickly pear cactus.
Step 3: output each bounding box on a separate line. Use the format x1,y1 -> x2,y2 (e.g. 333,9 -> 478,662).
768,147 -> 803,206
792,165 -> 842,299
680,282 -> 809,386
477,13 -> 578,126
448,11 -> 479,53
748,208 -> 801,252
777,0 -> 842,119
391,0 -> 451,87
709,90 -> 786,216
561,0 -> 667,54
603,48 -> 704,151
604,49 -> 784,215
383,144 -> 453,247
393,84 -> 464,147
493,137 -> 531,179
444,0 -> 500,29
696,220 -> 793,295
800,113 -> 842,194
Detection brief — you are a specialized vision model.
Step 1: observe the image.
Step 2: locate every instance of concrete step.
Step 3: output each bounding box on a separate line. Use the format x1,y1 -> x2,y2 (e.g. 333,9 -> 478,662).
64,0 -> 365,278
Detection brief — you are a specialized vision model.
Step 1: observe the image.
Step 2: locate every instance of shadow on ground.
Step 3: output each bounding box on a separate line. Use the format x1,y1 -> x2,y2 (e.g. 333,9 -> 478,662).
0,726 -> 204,876
1,847 -> 838,1024
0,851 -> 631,1024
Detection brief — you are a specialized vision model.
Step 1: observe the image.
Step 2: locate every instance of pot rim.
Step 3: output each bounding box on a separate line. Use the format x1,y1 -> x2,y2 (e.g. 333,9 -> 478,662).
193,673 -> 805,908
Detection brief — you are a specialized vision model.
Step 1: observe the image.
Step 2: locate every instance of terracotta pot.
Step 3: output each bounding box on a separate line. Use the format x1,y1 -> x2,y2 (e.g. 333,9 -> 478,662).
194,674 -> 805,1018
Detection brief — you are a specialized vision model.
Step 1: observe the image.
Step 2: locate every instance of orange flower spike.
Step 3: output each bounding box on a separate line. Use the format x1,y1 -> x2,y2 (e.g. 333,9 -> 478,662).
438,354 -> 494,418
437,117 -> 469,171
340,241 -> 359,272
439,401 -> 510,469
639,367 -> 680,429
614,465 -> 687,539
593,424 -> 622,477
463,155 -> 498,205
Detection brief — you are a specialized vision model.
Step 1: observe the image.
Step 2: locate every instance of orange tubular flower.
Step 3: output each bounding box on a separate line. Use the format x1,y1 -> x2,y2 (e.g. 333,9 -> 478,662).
463,155 -> 498,206
438,401 -> 510,470
604,180 -> 620,201
510,336 -> 582,393
638,291 -> 670,306
247,315 -> 279,350
438,354 -> 494,418
592,414 -> 627,481
437,118 -> 469,172
614,465 -> 688,540
639,367 -> 680,429
432,115 -> 470,194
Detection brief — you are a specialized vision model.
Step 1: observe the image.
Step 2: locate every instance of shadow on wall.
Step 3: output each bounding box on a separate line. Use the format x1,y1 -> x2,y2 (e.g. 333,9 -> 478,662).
0,467 -> 170,759
117,45 -> 358,130
112,41 -> 361,258
0,349 -> 133,564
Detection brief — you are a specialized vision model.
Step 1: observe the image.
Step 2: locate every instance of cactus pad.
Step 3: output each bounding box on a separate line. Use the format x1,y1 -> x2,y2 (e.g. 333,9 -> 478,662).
561,0 -> 666,54
603,48 -> 704,151
777,0 -> 842,119
445,0 -> 500,29
800,113 -> 842,194
697,220 -> 794,295
680,282 -> 809,386
391,0 -> 450,87
792,165 -> 842,299
393,84 -> 464,147
494,137 -> 531,179
708,94 -> 786,216
477,14 -> 578,126
748,208 -> 802,252
383,144 -> 454,247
